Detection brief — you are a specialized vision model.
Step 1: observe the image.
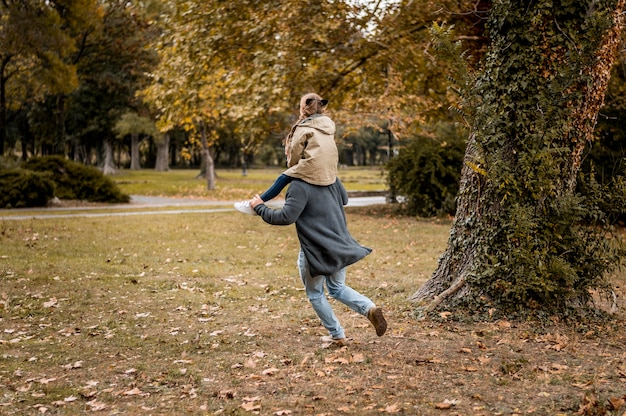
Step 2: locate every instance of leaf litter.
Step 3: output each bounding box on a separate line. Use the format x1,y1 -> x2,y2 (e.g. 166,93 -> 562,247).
0,213 -> 625,414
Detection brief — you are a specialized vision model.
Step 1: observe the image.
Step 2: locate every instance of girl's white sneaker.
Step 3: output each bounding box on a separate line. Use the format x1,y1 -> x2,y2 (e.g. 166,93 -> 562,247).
234,200 -> 257,215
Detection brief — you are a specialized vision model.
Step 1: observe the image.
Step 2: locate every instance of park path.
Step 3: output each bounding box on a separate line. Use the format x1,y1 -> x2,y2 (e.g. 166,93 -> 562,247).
0,195 -> 387,221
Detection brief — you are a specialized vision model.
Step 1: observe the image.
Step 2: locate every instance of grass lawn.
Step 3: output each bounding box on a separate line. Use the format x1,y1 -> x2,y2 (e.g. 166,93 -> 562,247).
112,167 -> 389,201
0,170 -> 625,415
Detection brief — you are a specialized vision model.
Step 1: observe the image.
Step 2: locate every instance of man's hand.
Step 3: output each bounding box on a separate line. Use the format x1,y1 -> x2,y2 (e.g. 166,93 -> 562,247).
250,195 -> 263,208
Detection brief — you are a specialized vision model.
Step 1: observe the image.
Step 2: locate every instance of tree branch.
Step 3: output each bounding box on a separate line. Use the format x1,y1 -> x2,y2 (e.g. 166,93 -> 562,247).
426,277 -> 465,312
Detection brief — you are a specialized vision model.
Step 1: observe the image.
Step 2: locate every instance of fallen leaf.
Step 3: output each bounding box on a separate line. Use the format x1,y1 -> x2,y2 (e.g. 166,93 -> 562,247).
435,399 -> 459,409
607,396 -> 625,411
435,402 -> 452,409
384,403 -> 402,413
16,383 -> 31,392
351,353 -> 366,363
241,397 -> 261,411
262,368 -> 280,376
62,361 -> 83,370
218,389 -> 236,399
123,387 -> 143,396
43,298 -> 58,308
86,400 -> 107,411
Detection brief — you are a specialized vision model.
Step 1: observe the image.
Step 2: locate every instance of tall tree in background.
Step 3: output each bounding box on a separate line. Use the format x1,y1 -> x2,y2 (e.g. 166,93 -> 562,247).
140,0 -> 369,180
411,0 -> 625,316
336,0 -> 489,141
0,0 -> 96,155
63,0 -> 158,173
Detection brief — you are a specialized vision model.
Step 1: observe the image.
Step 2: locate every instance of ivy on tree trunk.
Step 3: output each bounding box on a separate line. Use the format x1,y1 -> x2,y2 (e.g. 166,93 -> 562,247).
411,0 -> 626,317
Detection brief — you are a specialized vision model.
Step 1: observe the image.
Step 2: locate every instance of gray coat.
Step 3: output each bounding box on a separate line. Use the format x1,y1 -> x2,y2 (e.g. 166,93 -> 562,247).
254,178 -> 371,276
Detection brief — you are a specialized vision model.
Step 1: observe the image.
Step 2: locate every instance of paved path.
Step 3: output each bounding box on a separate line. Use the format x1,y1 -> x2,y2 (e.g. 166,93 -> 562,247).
0,195 -> 387,221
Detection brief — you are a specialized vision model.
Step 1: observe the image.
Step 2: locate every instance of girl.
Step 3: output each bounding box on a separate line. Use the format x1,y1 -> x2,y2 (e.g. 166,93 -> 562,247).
234,92 -> 338,215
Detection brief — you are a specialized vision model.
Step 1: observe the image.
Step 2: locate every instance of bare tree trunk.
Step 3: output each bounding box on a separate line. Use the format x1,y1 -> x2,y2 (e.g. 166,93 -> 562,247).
130,133 -> 141,170
155,133 -> 170,172
196,120 -> 216,189
102,138 -> 117,175
411,1 -> 625,311
206,148 -> 215,190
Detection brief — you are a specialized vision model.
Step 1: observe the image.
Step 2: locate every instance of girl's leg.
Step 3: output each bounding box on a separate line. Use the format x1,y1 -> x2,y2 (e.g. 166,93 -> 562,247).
297,250 -> 345,340
260,174 -> 293,202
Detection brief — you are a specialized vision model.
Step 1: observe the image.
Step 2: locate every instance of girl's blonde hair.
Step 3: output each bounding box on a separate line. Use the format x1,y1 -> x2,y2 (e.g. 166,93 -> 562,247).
299,92 -> 326,119
285,93 -> 327,145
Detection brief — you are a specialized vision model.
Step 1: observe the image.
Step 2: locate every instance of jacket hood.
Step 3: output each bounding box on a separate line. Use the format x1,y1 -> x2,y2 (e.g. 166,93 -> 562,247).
298,114 -> 335,135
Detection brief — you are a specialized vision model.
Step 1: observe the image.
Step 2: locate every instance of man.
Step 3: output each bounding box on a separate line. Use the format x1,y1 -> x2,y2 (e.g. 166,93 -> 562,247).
250,178 -> 387,346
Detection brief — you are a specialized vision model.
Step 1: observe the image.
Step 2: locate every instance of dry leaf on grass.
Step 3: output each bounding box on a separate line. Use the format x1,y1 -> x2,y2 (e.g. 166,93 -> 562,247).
86,399 -> 106,411
241,396 -> 261,412
434,399 -> 459,409
262,367 -> 280,376
122,387 -> 144,396
384,403 -> 402,413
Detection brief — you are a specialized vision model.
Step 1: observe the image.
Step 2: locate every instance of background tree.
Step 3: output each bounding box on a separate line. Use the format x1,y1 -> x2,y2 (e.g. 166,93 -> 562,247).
0,0 -> 94,155
583,30 -> 626,185
411,0 -> 626,317
64,0 -> 158,173
113,112 -> 158,170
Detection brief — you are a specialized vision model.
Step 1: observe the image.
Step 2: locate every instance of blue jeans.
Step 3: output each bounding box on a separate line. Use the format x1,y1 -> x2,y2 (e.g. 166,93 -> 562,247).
297,249 -> 375,340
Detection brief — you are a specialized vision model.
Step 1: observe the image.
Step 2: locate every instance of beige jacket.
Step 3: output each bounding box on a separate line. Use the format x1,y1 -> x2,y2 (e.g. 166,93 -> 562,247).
284,114 -> 338,186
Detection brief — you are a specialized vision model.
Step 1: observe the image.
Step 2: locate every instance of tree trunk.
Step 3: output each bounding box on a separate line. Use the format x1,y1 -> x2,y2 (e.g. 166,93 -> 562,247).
154,133 -> 170,172
0,56 -> 9,155
102,138 -> 117,175
130,133 -> 141,170
206,149 -> 215,190
411,1 -> 625,312
199,121 -> 216,190
53,95 -> 66,156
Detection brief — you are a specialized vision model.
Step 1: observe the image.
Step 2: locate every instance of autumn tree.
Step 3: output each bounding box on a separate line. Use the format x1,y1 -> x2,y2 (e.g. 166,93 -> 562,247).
0,0 -> 94,155
113,112 -> 158,170
411,0 -> 626,317
140,0 -> 371,182
335,1 -> 489,142
62,0 -> 158,173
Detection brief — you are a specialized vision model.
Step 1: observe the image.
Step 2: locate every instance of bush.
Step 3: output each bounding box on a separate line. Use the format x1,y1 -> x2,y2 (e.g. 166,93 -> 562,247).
0,169 -> 56,208
387,123 -> 466,217
21,156 -> 130,203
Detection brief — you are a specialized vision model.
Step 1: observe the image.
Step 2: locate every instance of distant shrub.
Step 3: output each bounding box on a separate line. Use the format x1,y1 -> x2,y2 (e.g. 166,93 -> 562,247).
22,156 -> 130,203
0,169 -> 56,208
387,124 -> 466,217
0,155 -> 21,170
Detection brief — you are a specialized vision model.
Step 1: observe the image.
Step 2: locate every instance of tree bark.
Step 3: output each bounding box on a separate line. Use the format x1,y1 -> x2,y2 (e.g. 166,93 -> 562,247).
154,133 -> 170,172
201,126 -> 216,190
130,133 -> 141,170
102,138 -> 117,175
411,1 -> 625,310
0,55 -> 10,155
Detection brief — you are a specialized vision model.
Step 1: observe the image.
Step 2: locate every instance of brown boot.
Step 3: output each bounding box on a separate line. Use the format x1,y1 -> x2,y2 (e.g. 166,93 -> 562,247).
332,338 -> 349,347
367,307 -> 387,337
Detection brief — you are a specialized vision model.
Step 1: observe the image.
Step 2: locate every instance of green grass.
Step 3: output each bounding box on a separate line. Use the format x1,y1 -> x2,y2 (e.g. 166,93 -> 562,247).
1,170 -> 625,415
112,167 -> 388,199
0,208 -> 454,414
